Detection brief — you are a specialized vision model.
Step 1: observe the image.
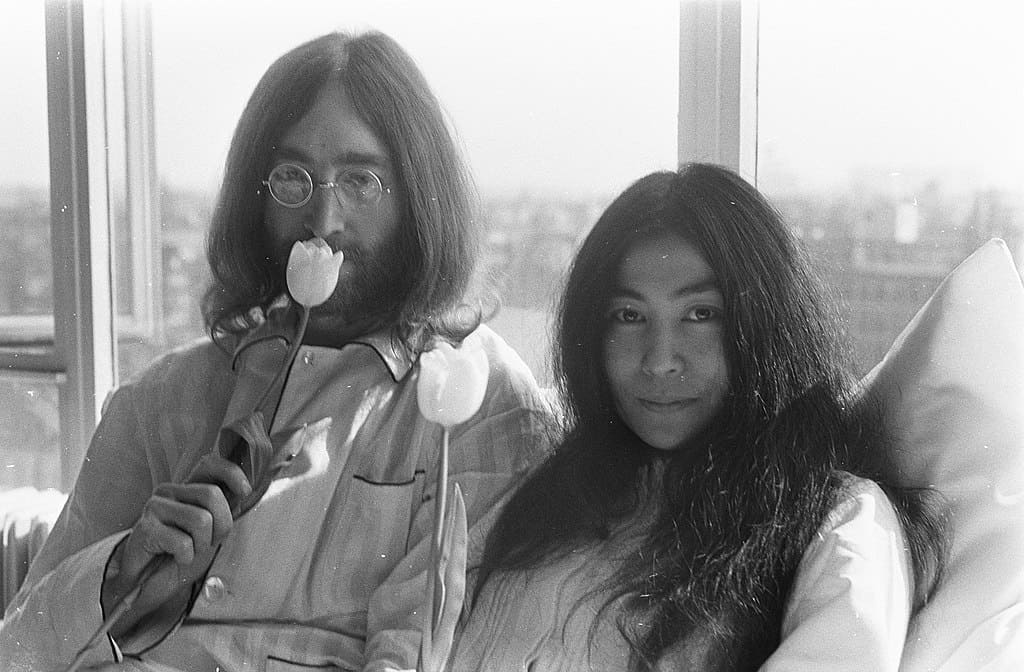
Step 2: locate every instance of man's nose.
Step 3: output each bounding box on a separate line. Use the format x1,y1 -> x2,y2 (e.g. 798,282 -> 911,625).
306,185 -> 347,237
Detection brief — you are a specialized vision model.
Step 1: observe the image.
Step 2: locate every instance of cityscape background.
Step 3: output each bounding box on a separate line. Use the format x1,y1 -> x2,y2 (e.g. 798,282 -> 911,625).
3,174 -> 1020,490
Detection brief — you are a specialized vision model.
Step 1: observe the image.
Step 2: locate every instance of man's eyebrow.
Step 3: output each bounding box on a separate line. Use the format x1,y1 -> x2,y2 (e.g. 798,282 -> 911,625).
271,146 -> 392,169
331,150 -> 393,168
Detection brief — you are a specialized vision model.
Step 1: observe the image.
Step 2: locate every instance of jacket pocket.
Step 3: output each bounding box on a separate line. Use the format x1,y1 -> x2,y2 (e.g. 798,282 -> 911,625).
266,654 -> 352,671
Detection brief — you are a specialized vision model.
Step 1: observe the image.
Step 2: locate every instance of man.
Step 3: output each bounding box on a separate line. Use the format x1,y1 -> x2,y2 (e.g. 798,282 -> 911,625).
1,31 -> 549,671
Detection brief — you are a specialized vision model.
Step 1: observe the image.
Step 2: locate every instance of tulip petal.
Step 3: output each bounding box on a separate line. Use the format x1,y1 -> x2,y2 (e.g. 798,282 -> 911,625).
286,237 -> 343,307
416,336 -> 489,427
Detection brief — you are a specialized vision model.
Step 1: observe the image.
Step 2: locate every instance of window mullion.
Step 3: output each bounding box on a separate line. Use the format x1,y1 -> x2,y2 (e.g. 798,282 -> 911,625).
45,0 -> 116,490
122,0 -> 162,341
678,0 -> 759,181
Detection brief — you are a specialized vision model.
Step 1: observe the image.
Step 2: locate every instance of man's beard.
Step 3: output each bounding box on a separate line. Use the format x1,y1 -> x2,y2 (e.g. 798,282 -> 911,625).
320,235 -> 410,326
275,229 -> 416,337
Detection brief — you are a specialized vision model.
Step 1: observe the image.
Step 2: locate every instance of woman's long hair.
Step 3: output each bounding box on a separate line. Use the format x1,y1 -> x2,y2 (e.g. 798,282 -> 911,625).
476,164 -> 945,670
201,31 -> 479,350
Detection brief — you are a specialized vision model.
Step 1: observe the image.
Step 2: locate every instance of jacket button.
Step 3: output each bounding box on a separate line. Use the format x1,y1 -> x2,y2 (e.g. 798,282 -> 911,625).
202,575 -> 227,602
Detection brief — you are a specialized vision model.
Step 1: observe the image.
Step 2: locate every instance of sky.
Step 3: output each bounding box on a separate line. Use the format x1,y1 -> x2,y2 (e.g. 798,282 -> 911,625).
2,0 -> 1023,199
757,0 -> 1024,196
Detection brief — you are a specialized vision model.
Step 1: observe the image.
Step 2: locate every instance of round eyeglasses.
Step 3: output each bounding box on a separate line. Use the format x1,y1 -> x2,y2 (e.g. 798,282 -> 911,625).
262,162 -> 388,209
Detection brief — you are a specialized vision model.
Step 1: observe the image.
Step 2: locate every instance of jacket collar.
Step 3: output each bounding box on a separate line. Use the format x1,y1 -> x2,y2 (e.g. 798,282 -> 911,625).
230,299 -> 416,383
349,331 -> 415,382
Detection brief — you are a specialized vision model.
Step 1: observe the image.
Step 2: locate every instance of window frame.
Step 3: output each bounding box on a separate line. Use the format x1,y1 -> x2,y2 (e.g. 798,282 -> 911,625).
677,0 -> 758,182
119,0 -> 163,342
42,0 -> 115,489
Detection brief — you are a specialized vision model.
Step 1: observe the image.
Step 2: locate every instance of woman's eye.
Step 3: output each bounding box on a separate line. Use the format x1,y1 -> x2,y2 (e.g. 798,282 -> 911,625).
610,307 -> 644,324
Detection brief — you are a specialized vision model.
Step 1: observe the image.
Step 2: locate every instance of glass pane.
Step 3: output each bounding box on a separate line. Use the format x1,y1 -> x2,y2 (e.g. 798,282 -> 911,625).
0,2 -> 61,491
0,2 -> 53,338
758,0 -> 1024,372
127,0 -> 678,385
0,377 -> 61,491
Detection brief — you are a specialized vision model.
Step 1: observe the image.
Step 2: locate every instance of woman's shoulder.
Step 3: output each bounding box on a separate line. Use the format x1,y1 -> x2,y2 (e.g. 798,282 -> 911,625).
775,472 -> 914,668
815,471 -> 904,544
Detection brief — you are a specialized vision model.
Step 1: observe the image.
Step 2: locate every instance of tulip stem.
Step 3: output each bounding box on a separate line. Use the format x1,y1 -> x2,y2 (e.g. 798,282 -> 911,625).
63,555 -> 164,672
254,305 -> 310,420
428,427 -> 450,635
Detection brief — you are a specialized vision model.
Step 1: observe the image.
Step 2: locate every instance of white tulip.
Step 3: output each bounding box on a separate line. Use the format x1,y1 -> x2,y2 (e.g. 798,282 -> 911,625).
417,334 -> 489,428
286,237 -> 344,308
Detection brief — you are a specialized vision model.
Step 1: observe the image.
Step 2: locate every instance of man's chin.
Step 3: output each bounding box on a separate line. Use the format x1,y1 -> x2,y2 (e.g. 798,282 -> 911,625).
308,290 -> 397,334
308,296 -> 359,325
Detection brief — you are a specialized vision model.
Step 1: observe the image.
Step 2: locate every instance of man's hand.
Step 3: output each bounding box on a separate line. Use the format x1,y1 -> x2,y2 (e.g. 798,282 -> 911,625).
102,454 -> 252,638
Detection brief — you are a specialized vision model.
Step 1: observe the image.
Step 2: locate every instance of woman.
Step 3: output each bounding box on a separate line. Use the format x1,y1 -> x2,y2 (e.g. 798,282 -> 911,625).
449,164 -> 945,670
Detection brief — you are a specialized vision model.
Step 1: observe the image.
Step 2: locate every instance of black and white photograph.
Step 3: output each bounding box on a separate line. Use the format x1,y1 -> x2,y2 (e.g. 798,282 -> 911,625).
0,1 -> 1021,670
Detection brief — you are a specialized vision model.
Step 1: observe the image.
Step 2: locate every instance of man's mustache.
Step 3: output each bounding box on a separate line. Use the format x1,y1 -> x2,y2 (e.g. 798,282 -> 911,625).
273,240 -> 367,264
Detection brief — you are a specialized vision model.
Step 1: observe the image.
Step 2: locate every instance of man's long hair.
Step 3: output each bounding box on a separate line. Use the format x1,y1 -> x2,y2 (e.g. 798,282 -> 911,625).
201,31 -> 478,350
475,164 -> 946,670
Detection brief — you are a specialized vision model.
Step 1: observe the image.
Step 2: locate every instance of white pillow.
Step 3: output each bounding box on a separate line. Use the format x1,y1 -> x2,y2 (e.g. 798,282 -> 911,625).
858,239 -> 1024,671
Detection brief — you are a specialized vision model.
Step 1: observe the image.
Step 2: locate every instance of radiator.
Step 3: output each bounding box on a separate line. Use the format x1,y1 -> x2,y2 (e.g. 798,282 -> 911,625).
0,487 -> 67,610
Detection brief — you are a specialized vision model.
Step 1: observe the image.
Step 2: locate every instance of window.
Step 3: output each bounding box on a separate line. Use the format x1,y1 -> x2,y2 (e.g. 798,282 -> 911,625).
678,0 -> 1022,373
758,0 -> 1024,370
1,0 -> 117,490
0,2 -> 60,489
10,1 -> 1018,491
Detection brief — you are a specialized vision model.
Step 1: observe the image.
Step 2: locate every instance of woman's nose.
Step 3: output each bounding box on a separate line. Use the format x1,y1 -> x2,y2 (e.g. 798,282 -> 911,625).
640,329 -> 684,377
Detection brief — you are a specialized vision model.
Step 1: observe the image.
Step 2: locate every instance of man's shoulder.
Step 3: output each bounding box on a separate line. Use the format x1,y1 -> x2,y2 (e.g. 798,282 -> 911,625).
122,337 -> 234,391
462,325 -> 562,442
445,325 -> 556,467
468,324 -> 542,395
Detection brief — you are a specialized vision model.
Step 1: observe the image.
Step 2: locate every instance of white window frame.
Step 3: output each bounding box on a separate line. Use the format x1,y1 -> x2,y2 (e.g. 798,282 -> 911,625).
677,0 -> 758,182
1,0 -> 159,490
119,0 -> 163,342
43,0 -> 115,490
